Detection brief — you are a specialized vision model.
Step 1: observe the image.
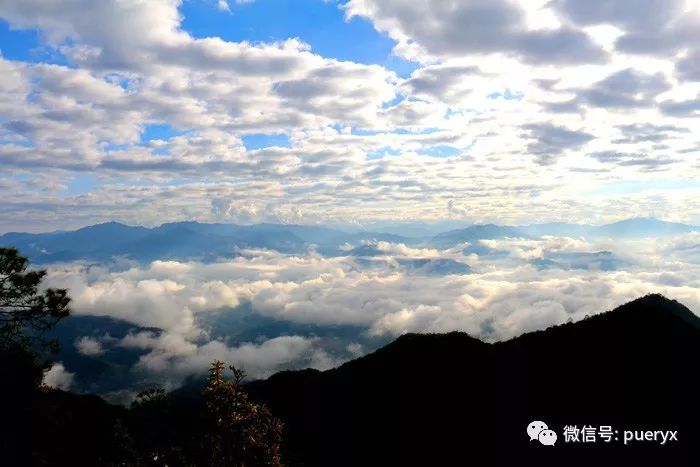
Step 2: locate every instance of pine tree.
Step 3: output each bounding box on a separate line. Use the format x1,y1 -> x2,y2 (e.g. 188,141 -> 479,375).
0,247 -> 70,352
203,360 -> 284,466
0,247 -> 71,464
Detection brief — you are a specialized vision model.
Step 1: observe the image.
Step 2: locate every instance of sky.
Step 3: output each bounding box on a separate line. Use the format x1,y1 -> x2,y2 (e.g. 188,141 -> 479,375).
2,0 -> 700,232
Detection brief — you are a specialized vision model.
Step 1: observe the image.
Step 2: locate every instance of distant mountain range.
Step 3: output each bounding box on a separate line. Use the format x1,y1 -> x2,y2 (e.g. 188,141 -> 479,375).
436,217 -> 698,247
0,221 -> 418,263
431,223 -> 530,247
244,294 -> 699,465
1,217 -> 697,263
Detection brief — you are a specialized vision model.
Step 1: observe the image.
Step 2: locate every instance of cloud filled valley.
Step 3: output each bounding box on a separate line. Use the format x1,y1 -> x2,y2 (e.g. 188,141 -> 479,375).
34,225 -> 700,399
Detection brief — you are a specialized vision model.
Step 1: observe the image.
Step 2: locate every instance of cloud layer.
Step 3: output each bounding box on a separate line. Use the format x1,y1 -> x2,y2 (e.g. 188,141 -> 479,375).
1,1 -> 700,230
44,234 -> 700,388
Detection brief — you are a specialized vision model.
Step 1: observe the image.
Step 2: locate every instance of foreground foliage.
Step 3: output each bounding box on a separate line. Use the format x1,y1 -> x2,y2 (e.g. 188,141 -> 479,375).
203,361 -> 283,467
0,247 -> 70,352
0,249 -> 283,466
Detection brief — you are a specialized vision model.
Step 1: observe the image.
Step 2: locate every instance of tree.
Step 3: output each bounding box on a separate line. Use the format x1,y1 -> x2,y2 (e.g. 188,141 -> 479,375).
0,247 -> 70,352
203,361 -> 284,467
0,248 -> 71,465
126,388 -> 190,466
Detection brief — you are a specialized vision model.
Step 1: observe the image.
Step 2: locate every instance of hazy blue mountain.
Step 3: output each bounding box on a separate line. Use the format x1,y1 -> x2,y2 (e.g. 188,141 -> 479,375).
396,258 -> 472,275
117,225 -> 243,262
531,250 -> 628,271
350,255 -> 472,276
2,218 -> 698,264
345,243 -> 472,275
336,231 -> 418,245
0,222 -> 152,262
156,221 -> 241,236
518,222 -> 594,237
248,223 -> 350,244
350,220 -> 468,238
0,221 -> 420,264
346,244 -> 384,257
152,222 -> 335,253
592,217 -> 697,238
0,222 -> 352,263
431,224 -> 529,247
516,218 -> 698,239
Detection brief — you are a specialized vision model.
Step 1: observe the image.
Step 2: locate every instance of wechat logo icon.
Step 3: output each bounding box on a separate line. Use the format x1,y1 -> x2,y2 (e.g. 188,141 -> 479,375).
528,420 -> 557,446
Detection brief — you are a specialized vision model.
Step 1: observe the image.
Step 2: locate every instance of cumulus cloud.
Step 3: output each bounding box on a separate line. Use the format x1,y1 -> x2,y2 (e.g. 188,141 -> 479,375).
344,0 -> 607,64
43,363 -> 75,390
575,68 -> 671,109
75,336 -> 105,356
551,0 -> 699,55
523,123 -> 595,165
0,1 -> 699,229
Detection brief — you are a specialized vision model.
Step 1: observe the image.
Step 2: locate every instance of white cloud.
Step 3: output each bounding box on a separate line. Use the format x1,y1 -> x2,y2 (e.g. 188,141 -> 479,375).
217,0 -> 231,13
1,1 -> 700,231
133,335 -> 332,382
343,0 -> 607,64
43,362 -> 75,390
75,336 -> 105,356
41,234 -> 700,386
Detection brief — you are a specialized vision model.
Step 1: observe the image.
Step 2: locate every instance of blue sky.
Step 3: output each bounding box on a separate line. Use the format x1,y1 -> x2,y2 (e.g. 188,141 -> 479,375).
0,19 -> 38,61
181,0 -> 418,76
0,19 -> 70,66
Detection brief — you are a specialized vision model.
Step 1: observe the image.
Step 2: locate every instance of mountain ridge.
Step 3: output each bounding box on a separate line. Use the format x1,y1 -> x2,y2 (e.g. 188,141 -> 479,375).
4,293 -> 697,465
251,293 -> 699,385
4,217 -> 698,264
245,293 -> 699,465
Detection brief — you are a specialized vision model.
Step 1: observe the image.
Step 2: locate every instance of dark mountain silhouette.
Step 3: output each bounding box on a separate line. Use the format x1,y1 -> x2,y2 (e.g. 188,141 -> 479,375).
246,294 -> 699,465
3,294 -> 698,465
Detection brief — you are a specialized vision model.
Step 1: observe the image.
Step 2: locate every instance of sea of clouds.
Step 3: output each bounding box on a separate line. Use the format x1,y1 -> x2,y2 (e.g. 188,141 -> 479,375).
42,232 -> 700,394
